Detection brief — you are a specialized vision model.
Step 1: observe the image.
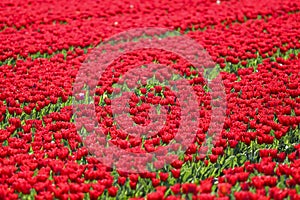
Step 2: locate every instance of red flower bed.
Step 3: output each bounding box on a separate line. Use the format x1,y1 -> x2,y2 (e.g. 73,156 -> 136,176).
0,0 -> 299,199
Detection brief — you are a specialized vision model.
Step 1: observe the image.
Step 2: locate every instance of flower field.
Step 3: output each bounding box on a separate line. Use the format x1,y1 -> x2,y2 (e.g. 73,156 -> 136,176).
1,0 -> 300,199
